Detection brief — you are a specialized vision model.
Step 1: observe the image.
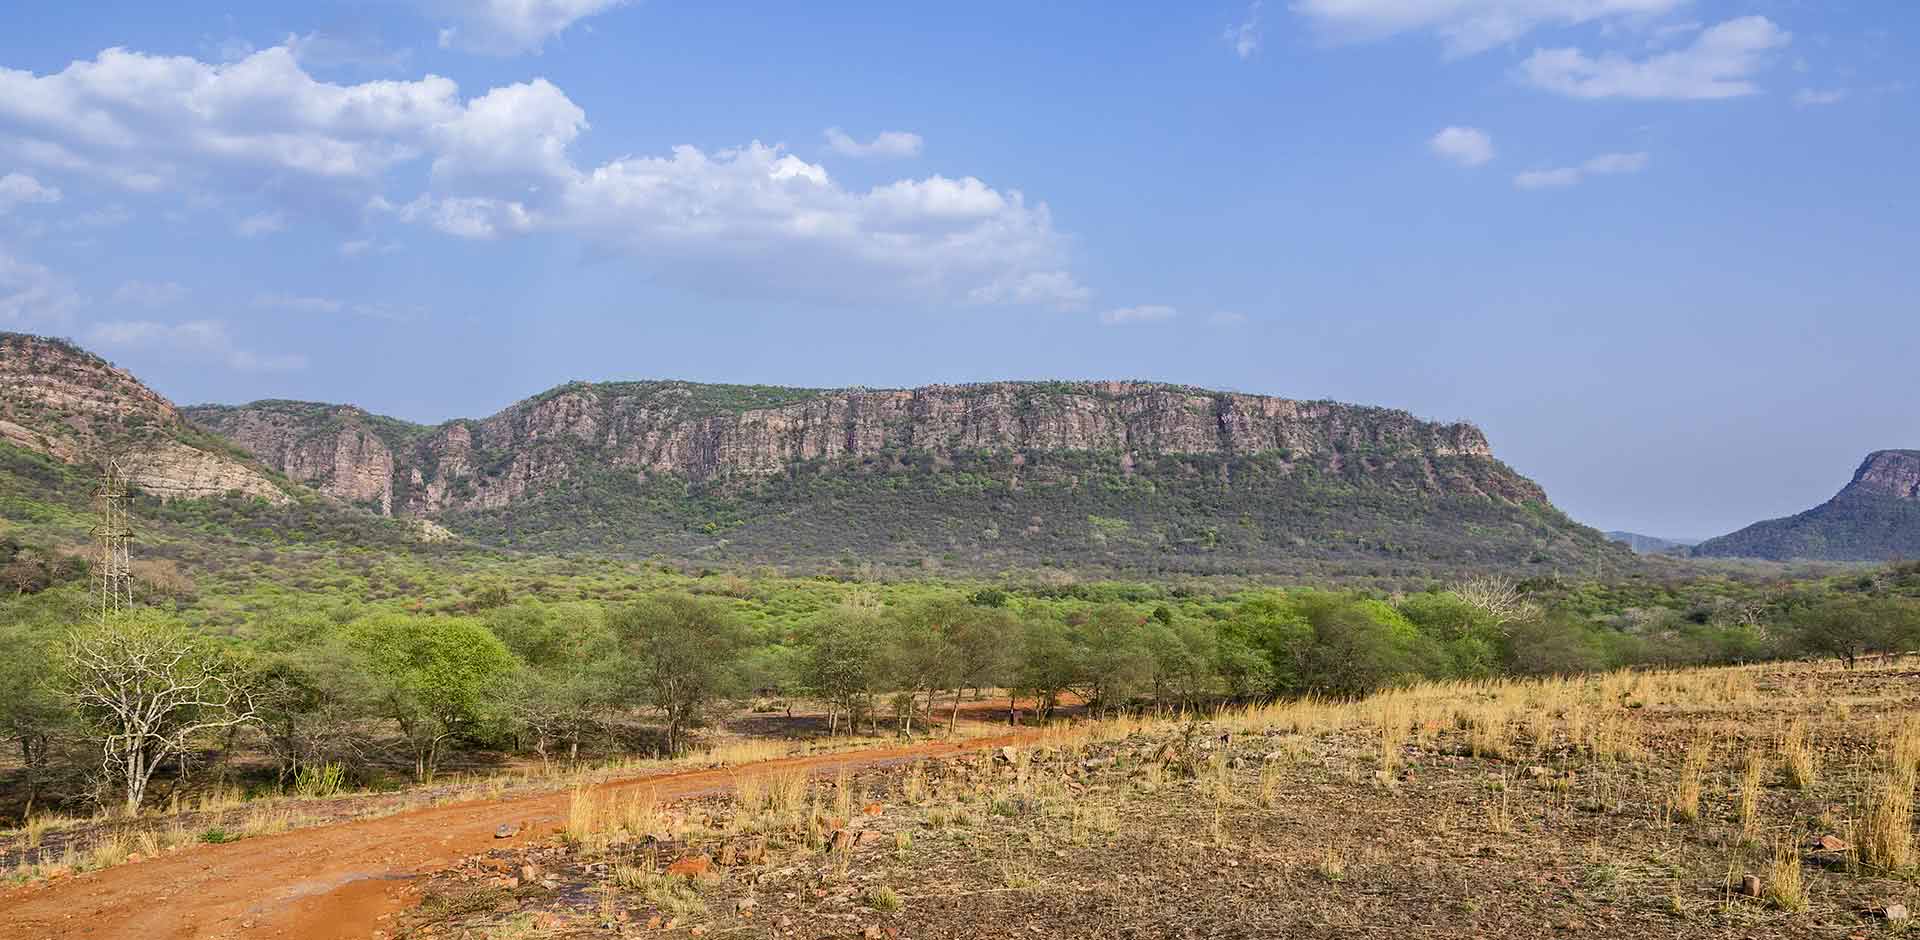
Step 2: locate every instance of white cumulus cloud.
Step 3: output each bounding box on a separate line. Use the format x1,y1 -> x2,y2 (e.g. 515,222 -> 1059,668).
0,171 -> 60,213
1429,126 -> 1495,166
0,44 -> 1083,311
1521,15 -> 1790,100
1099,304 -> 1178,326
1514,151 -> 1649,189
434,0 -> 631,55
1292,0 -> 1687,57
86,319 -> 306,372
824,128 -> 924,159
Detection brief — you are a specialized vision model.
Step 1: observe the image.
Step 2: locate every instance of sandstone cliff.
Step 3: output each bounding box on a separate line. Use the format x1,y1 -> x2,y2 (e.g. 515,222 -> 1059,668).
188,380 -> 1543,518
0,333 -> 291,504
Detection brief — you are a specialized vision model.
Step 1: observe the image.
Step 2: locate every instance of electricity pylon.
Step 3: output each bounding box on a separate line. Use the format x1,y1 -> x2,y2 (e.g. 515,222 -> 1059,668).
90,454 -> 135,621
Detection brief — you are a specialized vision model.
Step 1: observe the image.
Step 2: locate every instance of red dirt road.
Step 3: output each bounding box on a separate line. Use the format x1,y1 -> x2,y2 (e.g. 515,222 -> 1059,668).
0,734 -> 1031,940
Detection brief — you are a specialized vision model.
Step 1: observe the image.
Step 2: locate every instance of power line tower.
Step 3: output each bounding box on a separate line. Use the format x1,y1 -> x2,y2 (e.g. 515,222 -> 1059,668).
90,454 -> 135,621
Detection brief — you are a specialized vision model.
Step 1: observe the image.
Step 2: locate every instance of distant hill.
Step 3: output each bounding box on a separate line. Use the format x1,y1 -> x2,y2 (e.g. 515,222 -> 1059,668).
184,380 -> 1630,577
0,332 -> 291,503
1604,531 -> 1698,555
0,331 -> 1631,577
1693,451 -> 1920,562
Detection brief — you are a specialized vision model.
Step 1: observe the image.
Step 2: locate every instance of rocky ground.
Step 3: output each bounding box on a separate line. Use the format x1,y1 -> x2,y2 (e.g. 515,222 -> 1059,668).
389,663 -> 1920,939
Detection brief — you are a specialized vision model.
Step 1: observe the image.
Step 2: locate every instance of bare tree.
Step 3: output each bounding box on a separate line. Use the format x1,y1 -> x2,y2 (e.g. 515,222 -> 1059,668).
1453,574 -> 1539,632
62,612 -> 258,815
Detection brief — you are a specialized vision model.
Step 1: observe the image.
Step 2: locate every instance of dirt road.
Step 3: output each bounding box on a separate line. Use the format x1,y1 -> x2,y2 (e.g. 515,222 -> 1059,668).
0,733 -> 1030,940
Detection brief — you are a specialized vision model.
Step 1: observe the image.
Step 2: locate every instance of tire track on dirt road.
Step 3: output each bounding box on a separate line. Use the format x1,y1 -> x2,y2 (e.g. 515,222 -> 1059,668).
0,733 -> 1034,940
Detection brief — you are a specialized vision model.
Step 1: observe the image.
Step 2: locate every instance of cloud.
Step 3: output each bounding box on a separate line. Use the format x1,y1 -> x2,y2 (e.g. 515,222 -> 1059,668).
1292,0 -> 1687,57
0,172 -> 60,213
434,0 -> 631,55
253,291 -> 343,315
338,237 -> 399,257
1514,151 -> 1649,189
0,43 -> 1084,310
0,251 -> 81,325
823,128 -> 924,159
1225,2 -> 1263,60
1520,16 -> 1790,100
254,291 -> 421,321
110,280 -> 189,306
235,211 -> 287,237
1429,126 -> 1495,167
1099,304 -> 1178,326
1793,88 -> 1847,106
1208,311 -> 1248,327
86,319 -> 306,371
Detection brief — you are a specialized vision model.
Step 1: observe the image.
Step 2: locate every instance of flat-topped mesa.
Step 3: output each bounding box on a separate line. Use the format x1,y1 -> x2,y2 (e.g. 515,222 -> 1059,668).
481,380 -> 1494,477
1847,450 -> 1920,502
189,379 -> 1528,519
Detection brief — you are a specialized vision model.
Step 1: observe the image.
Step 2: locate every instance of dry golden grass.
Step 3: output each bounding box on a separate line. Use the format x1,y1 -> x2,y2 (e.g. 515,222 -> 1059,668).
1778,720 -> 1819,790
1737,751 -> 1767,836
1764,834 -> 1808,912
1854,764 -> 1916,871
1667,736 -> 1711,824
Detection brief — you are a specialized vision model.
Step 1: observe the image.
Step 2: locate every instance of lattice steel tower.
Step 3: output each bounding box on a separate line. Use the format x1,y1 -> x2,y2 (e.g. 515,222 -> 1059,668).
91,455 -> 135,620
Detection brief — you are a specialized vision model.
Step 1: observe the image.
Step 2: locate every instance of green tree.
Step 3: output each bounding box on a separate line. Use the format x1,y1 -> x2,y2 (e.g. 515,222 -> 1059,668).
1221,593 -> 1314,696
611,593 -> 748,754
1790,598 -> 1919,668
1072,604 -> 1153,716
1013,617 -> 1077,722
346,612 -> 517,782
806,603 -> 885,735
944,606 -> 1017,734
489,602 -> 620,765
0,613 -> 74,815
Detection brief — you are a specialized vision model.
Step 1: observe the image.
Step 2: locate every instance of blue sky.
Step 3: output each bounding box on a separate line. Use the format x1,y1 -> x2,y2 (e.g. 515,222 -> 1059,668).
0,1 -> 1914,539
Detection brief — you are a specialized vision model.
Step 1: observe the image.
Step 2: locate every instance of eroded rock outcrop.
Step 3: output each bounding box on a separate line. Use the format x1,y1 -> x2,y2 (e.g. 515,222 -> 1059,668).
190,380 -> 1537,517
0,333 -> 290,504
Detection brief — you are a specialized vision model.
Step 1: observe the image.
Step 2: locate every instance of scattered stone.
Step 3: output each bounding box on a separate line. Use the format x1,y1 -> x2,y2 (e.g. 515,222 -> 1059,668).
1886,903 -> 1911,922
830,829 -> 855,854
856,829 -> 884,847
494,824 -> 517,839
519,864 -> 540,882
646,915 -> 663,929
745,837 -> 768,865
863,926 -> 883,939
1527,766 -> 1551,779
1817,834 -> 1851,852
1739,874 -> 1762,898
996,746 -> 1018,764
863,802 -> 884,816
667,853 -> 713,878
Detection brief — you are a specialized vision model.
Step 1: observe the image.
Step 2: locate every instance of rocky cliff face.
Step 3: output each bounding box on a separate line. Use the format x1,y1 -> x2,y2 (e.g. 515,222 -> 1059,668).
189,380 -> 1542,518
1694,450 -> 1920,562
0,333 -> 291,504
1848,450 -> 1920,502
